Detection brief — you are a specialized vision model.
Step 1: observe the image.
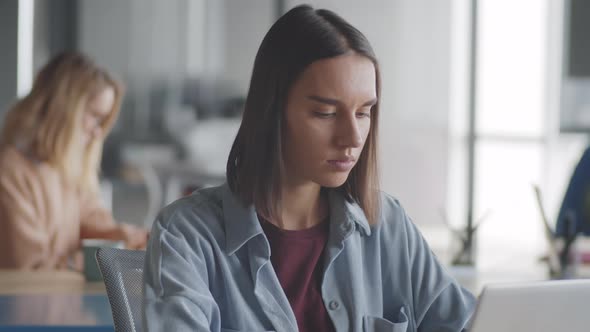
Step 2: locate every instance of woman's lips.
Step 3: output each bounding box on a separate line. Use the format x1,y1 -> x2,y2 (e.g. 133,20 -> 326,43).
327,159 -> 355,171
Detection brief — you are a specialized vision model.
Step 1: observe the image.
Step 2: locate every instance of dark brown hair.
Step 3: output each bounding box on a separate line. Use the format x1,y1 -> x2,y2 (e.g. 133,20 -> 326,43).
227,5 -> 381,224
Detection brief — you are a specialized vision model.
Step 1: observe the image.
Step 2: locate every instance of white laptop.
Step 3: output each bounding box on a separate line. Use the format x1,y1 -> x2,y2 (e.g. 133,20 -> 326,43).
469,279 -> 590,332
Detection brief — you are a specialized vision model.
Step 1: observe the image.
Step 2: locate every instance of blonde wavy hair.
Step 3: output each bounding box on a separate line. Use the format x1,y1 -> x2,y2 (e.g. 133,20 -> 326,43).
0,52 -> 123,193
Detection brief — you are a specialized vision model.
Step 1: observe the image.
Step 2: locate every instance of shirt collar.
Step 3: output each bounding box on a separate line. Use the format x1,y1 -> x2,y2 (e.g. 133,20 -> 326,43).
328,188 -> 372,237
221,183 -> 372,255
221,183 -> 264,256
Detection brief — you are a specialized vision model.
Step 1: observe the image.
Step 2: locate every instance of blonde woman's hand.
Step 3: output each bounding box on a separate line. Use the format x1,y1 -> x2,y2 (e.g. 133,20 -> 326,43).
117,223 -> 149,250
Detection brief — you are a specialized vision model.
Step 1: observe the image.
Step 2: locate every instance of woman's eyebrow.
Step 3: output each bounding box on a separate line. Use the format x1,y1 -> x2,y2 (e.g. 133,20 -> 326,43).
307,95 -> 377,107
362,98 -> 378,107
307,95 -> 341,106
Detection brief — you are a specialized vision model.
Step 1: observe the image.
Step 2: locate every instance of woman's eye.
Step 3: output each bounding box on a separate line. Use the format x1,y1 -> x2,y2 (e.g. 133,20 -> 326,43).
313,111 -> 336,118
355,106 -> 372,118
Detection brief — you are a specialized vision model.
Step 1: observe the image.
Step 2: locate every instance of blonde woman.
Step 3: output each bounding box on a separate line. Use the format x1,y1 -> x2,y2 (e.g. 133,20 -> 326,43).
0,52 -> 148,269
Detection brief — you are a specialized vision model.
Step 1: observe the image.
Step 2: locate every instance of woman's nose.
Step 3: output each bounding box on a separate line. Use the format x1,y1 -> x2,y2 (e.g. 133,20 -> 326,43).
335,116 -> 363,148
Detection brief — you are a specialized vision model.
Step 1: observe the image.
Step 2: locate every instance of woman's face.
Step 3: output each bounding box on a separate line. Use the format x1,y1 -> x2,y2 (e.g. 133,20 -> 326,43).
283,53 -> 376,188
83,86 -> 114,144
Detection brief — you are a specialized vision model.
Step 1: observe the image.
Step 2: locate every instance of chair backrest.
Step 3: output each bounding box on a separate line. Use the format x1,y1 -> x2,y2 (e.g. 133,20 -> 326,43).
96,248 -> 145,332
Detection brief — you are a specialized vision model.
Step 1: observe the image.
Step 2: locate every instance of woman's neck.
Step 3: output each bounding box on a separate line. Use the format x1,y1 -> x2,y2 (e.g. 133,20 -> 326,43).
274,182 -> 328,230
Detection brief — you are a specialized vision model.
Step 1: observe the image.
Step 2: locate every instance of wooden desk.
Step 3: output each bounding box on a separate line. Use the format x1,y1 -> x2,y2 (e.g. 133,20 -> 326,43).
0,294 -> 113,331
0,270 -> 106,295
0,270 -> 113,331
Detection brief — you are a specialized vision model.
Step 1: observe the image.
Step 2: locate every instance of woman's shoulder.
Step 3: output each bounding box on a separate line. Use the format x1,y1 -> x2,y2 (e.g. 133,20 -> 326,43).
0,145 -> 40,182
0,144 -> 26,165
371,191 -> 417,240
379,191 -> 403,210
377,191 -> 408,225
154,184 -> 226,235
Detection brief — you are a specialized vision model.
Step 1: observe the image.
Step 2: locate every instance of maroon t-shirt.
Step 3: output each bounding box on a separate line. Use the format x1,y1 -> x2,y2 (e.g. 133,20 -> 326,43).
261,219 -> 335,332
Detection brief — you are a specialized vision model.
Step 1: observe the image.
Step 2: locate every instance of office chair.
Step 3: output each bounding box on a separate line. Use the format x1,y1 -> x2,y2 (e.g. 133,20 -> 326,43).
96,248 -> 145,332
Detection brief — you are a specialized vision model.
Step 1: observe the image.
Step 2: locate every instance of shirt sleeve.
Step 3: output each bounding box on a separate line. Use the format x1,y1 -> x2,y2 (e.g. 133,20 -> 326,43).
402,208 -> 476,332
143,212 -> 221,332
0,168 -> 47,268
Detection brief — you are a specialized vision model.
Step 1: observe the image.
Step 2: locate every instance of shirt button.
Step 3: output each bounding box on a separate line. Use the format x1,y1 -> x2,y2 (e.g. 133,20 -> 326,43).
328,300 -> 340,310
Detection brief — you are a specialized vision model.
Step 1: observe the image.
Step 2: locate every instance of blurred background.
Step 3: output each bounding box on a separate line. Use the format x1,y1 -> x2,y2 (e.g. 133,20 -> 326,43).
1,0 -> 590,287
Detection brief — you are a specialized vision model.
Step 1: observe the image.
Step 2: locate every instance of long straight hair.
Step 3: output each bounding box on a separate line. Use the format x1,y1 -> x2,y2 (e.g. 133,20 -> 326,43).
227,5 -> 381,224
0,52 -> 123,193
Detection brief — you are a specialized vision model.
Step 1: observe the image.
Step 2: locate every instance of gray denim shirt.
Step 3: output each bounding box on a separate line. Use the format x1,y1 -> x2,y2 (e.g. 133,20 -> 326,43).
143,183 -> 475,332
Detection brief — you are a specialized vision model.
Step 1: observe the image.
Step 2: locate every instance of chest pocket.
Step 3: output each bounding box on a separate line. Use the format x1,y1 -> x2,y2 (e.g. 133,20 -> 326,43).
363,307 -> 409,332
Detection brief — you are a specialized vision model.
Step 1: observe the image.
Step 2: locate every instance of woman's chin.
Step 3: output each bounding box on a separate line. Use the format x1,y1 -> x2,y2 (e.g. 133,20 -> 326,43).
317,174 -> 350,188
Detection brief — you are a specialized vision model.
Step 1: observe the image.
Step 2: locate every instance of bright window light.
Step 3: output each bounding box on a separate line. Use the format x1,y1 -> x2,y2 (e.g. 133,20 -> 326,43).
475,0 -> 548,270
17,0 -> 34,97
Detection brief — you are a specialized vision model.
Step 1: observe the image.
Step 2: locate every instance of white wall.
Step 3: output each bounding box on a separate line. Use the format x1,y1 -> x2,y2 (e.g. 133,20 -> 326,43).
223,0 -> 274,95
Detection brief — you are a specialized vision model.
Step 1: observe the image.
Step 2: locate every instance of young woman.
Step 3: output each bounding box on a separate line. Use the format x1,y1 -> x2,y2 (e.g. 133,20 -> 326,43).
144,5 -> 475,332
0,52 -> 148,269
